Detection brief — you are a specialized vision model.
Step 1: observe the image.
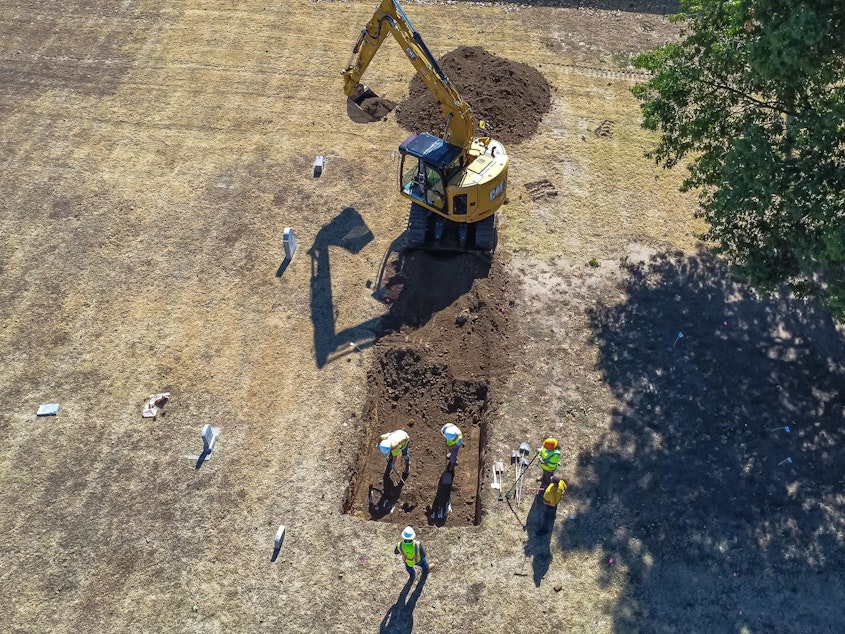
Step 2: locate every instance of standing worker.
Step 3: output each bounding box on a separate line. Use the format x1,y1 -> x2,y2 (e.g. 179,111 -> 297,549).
378,429 -> 411,472
394,526 -> 433,580
538,474 -> 567,534
440,423 -> 463,472
537,437 -> 561,487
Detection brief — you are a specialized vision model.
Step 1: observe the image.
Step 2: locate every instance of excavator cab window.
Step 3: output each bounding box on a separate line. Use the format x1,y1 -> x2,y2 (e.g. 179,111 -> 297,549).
423,164 -> 446,210
400,153 -> 446,211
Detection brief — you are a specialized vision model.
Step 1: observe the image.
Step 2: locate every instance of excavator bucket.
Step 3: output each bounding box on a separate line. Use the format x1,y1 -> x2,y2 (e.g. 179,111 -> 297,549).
346,84 -> 397,124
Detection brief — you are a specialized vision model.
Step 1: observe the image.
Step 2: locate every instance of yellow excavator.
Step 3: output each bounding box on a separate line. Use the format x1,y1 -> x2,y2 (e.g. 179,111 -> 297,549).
342,0 -> 509,251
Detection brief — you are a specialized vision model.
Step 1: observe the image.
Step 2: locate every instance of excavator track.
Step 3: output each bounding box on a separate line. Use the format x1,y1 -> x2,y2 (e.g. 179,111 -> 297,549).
473,214 -> 496,252
404,204 -> 496,253
406,203 -> 430,249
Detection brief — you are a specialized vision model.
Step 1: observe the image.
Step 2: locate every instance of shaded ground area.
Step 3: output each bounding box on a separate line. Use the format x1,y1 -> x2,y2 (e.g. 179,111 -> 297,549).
345,252 -> 522,527
396,46 -> 552,146
562,251 -> 845,632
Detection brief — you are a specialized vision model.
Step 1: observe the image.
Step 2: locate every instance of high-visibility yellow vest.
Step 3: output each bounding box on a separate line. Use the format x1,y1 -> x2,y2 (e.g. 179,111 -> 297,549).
442,424 -> 463,447
544,480 -> 567,506
381,431 -> 409,456
539,447 -> 561,472
398,540 -> 420,566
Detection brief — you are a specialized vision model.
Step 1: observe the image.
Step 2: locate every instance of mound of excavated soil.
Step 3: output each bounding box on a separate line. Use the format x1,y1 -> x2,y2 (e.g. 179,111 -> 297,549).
344,252 -> 522,527
395,46 -> 552,146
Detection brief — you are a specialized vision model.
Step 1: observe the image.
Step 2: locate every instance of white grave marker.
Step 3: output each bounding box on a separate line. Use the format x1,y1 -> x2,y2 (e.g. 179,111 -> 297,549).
283,227 -> 297,261
37,403 -> 60,416
201,424 -> 220,454
274,524 -> 286,550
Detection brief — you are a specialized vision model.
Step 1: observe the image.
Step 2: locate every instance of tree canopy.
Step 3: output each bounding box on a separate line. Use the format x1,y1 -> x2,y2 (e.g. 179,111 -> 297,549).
632,0 -> 845,317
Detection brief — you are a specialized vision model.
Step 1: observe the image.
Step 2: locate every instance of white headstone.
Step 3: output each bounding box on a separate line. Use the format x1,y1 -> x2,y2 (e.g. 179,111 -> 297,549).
201,424 -> 220,453
283,227 -> 297,261
274,524 -> 286,550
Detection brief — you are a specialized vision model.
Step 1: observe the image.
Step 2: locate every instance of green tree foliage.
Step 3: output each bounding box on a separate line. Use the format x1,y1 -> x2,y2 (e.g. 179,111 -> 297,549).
632,0 -> 845,316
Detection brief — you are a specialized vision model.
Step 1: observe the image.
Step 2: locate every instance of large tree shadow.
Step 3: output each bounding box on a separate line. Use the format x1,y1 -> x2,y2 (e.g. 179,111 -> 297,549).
564,250 -> 845,632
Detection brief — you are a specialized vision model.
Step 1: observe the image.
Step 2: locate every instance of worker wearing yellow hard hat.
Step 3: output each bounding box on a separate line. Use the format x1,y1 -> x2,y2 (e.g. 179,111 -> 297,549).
538,475 -> 567,535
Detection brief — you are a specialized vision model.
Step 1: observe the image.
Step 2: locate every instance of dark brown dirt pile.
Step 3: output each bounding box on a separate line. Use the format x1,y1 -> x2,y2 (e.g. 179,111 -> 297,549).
395,46 -> 552,146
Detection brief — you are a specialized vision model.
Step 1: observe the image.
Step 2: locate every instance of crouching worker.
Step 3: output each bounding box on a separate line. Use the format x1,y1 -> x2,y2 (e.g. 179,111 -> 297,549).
378,429 -> 410,472
440,423 -> 463,472
538,475 -> 567,535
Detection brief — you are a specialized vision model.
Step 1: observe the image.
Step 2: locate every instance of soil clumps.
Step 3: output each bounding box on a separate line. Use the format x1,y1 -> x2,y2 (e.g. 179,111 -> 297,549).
344,252 -> 522,527
396,46 -> 552,146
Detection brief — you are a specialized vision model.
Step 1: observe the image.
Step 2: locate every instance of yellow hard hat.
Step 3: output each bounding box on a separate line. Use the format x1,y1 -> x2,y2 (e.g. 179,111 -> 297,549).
543,438 -> 558,450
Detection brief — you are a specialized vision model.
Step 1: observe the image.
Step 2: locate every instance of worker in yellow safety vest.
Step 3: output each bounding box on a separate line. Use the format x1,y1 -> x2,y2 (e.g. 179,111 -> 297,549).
394,526 -> 433,580
537,475 -> 567,535
440,423 -> 463,472
537,437 -> 561,487
378,429 -> 410,472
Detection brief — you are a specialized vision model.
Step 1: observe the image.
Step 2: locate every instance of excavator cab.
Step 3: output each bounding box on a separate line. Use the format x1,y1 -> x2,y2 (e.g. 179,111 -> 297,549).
399,133 -> 462,214
399,132 -> 495,251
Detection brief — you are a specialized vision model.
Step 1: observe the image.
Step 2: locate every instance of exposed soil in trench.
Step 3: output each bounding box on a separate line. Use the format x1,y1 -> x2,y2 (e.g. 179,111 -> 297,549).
344,252 -> 522,527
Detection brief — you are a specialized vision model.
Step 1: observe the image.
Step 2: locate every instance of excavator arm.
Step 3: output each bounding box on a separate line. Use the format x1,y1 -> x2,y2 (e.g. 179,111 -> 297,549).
341,0 -> 477,153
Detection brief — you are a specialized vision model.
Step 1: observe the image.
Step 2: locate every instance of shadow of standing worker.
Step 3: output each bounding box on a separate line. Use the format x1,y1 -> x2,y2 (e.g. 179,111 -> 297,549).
379,573 -> 428,633
524,486 -> 552,587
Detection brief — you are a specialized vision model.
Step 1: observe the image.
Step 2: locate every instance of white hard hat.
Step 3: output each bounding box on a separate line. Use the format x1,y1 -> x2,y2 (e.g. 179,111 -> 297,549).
441,423 -> 458,440
378,440 -> 391,456
402,526 -> 415,541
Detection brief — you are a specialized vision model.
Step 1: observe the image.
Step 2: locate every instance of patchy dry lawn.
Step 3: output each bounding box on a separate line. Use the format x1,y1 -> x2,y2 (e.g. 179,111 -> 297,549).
2,1 -> 844,633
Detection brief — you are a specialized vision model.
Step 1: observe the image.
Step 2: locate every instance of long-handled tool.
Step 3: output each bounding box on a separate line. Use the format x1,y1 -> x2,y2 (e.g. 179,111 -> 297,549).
505,447 -> 538,502
505,450 -> 518,501
494,461 -> 505,501
386,457 -> 406,485
516,442 -> 531,505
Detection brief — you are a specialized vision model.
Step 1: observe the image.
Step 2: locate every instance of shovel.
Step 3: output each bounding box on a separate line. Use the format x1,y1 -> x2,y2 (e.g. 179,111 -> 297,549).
386,457 -> 407,485
494,461 -> 505,501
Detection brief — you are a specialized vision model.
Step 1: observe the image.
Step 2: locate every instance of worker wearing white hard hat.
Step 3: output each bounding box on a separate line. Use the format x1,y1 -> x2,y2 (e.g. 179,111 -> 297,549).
394,525 -> 433,580
440,423 -> 463,472
378,429 -> 410,471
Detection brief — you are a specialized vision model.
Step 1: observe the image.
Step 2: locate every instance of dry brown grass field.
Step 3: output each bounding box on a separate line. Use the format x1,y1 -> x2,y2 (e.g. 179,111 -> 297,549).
2,1 -> 844,633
